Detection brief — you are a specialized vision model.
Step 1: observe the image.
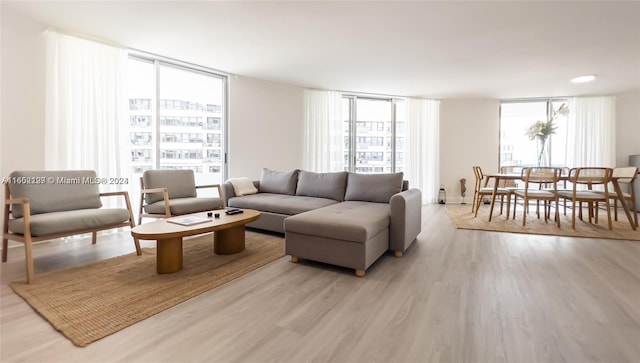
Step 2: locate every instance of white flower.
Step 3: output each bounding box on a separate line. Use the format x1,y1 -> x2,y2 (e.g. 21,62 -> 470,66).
525,103 -> 568,140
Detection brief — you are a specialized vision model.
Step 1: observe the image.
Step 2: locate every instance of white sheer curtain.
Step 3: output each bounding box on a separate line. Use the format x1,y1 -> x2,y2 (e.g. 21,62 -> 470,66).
45,31 -> 130,205
404,98 -> 440,203
565,96 -> 616,167
302,89 -> 344,172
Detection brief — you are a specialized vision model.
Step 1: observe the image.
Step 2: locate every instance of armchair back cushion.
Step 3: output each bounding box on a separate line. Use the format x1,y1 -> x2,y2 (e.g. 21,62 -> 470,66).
143,170 -> 197,204
296,171 -> 348,201
259,168 -> 299,195
9,170 -> 102,218
345,172 -> 404,203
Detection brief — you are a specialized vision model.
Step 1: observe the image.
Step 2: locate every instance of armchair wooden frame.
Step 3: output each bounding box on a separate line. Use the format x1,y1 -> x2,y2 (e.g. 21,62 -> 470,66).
2,184 -> 141,284
138,178 -> 225,225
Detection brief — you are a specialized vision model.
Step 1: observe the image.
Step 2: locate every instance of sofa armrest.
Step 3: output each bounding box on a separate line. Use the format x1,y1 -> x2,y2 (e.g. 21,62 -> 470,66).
221,183 -> 236,206
222,181 -> 260,206
389,188 -> 422,256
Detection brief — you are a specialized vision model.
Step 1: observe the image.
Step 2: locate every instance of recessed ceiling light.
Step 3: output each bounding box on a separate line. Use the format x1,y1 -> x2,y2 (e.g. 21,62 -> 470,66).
571,75 -> 596,83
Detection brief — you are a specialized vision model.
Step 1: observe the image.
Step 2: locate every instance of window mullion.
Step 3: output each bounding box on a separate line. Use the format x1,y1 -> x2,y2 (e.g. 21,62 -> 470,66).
350,97 -> 356,172
391,99 -> 397,172
154,60 -> 161,169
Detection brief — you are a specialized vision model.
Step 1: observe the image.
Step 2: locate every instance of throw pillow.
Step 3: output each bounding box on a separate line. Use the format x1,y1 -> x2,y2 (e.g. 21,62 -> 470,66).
226,177 -> 258,196
296,170 -> 348,201
259,168 -> 299,195
344,172 -> 404,203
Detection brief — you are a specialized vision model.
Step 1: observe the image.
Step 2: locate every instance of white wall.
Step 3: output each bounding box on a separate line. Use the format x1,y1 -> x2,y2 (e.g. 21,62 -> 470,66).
439,99 -> 500,204
615,91 -> 640,166
1,8 -> 47,233
228,76 -> 304,180
1,8 -> 47,177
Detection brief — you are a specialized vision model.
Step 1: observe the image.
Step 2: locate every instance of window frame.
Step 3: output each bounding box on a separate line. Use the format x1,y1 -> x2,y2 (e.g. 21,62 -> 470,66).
127,52 -> 229,182
342,94 -> 404,173
499,97 -> 569,168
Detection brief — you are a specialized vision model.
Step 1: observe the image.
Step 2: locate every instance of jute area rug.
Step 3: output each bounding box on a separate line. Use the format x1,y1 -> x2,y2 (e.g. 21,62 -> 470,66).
10,231 -> 285,347
447,204 -> 640,241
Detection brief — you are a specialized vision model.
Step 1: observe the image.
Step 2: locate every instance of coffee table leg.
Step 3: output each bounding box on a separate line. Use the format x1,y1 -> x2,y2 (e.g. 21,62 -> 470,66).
157,237 -> 183,274
214,225 -> 246,254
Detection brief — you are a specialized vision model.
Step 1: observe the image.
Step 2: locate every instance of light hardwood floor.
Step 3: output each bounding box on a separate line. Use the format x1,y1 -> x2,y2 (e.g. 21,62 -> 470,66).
1,204 -> 639,362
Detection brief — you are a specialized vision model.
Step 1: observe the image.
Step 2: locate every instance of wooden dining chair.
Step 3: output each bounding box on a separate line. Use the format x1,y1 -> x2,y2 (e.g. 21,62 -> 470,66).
555,167 -> 572,215
512,167 -> 562,227
557,167 -> 614,230
472,166 -> 512,218
500,165 -> 522,206
596,166 -> 638,227
499,166 -> 523,189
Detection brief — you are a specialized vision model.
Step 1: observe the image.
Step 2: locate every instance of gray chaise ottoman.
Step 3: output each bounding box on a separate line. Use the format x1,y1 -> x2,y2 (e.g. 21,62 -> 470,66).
285,201 -> 390,277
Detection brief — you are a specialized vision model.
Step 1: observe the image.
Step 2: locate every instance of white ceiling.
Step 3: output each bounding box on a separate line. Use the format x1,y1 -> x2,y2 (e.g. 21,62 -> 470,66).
4,1 -> 640,99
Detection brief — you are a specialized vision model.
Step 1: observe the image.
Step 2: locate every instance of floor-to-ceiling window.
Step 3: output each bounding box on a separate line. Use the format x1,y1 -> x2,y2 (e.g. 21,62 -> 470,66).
127,55 -> 227,187
342,96 -> 405,173
500,99 -> 568,168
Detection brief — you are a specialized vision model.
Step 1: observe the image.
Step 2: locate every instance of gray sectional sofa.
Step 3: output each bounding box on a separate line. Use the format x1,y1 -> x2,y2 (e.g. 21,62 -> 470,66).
222,168 -> 422,276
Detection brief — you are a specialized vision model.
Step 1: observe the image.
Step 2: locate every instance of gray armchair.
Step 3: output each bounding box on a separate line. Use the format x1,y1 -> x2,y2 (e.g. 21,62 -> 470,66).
138,169 -> 225,224
2,170 -> 140,284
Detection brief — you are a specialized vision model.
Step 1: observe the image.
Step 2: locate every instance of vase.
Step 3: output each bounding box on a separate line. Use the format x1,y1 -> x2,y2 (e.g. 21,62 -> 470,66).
536,135 -> 548,167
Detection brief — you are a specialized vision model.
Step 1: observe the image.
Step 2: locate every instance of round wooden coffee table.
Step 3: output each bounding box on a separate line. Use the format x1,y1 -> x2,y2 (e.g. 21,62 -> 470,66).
131,209 -> 261,274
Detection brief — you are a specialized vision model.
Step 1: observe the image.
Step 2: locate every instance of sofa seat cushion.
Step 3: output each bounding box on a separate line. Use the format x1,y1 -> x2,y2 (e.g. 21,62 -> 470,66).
284,201 -> 389,243
228,193 -> 338,216
8,208 -> 131,237
144,197 -> 224,215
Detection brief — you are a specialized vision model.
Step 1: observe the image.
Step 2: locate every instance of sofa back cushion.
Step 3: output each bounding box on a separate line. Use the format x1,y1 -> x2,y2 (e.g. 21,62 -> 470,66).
296,171 -> 348,201
344,172 -> 404,203
143,169 -> 197,204
8,170 -> 103,218
259,168 -> 299,195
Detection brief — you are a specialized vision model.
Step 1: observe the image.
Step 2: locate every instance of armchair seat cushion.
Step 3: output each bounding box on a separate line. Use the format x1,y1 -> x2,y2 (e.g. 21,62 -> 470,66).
143,197 -> 224,216
8,208 -> 131,237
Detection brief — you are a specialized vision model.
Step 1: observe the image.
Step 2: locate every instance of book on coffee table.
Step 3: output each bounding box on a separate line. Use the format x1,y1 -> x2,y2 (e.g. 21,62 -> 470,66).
167,216 -> 211,226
